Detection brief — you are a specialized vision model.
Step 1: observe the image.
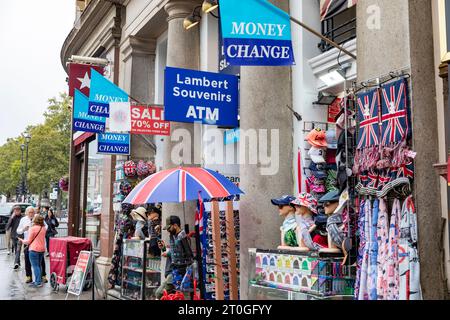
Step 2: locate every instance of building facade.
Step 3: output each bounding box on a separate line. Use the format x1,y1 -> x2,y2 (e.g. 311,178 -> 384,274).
61,0 -> 449,298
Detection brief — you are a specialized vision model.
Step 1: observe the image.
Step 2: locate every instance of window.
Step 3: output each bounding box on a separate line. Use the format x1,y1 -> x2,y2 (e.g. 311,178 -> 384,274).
319,6 -> 357,53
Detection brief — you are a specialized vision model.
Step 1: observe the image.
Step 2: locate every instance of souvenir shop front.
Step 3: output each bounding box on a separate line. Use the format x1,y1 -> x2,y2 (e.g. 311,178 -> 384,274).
249,70 -> 422,300
106,162 -> 243,300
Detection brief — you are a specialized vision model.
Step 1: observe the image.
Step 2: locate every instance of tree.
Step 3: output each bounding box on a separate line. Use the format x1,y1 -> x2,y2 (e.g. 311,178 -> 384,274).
27,93 -> 72,195
0,93 -> 71,198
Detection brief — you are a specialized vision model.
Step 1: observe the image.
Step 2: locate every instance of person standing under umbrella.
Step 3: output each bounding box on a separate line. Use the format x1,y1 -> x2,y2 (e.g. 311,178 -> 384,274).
155,215 -> 194,299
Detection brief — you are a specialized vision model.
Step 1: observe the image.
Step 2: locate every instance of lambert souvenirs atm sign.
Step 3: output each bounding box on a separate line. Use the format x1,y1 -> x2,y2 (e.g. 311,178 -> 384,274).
219,0 -> 295,66
164,67 -> 239,127
97,133 -> 130,155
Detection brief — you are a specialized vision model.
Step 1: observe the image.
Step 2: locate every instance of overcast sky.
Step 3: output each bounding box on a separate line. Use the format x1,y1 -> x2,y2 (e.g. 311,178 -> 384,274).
0,1 -> 74,145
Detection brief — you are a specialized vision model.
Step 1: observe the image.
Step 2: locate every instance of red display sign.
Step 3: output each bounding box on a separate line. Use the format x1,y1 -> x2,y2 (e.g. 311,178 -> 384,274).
131,106 -> 170,136
328,98 -> 342,123
67,250 -> 92,296
68,63 -> 104,97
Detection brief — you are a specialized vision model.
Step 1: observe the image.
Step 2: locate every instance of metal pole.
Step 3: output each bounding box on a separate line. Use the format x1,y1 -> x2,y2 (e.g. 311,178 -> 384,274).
25,142 -> 29,202
21,147 -> 24,200
289,16 -> 357,61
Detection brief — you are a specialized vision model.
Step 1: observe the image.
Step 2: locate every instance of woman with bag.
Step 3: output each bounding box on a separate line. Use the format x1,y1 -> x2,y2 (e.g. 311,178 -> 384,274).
19,215 -> 46,288
44,208 -> 59,256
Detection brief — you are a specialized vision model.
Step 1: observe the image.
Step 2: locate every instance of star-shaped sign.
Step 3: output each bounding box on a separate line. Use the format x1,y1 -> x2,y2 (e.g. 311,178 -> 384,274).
77,72 -> 91,90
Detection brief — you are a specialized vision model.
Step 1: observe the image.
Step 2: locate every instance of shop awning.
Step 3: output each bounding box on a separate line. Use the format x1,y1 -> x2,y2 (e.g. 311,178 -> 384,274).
320,0 -> 358,21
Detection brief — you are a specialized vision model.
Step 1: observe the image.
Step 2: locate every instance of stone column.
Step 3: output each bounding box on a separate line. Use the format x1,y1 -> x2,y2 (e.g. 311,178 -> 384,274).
162,0 -> 202,232
123,36 -> 157,160
238,0 -> 294,300
357,0 -> 446,299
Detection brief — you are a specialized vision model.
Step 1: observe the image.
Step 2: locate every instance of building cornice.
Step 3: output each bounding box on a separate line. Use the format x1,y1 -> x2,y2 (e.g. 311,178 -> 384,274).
61,0 -> 126,74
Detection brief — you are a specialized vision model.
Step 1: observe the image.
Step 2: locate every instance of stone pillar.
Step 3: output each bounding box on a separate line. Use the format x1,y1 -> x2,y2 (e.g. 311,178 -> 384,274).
123,36 -> 157,160
238,0 -> 294,300
162,0 -> 201,232
357,0 -> 446,299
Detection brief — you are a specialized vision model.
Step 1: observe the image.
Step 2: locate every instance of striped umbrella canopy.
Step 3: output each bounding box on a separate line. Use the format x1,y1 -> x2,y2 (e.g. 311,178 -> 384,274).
123,167 -> 244,204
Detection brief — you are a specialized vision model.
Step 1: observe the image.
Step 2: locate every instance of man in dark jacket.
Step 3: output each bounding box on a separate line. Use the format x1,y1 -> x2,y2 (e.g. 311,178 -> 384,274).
6,205 -> 23,270
155,215 -> 194,299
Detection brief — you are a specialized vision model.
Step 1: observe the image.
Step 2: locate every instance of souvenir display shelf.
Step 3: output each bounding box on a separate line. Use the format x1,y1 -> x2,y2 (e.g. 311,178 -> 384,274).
249,249 -> 355,300
121,239 -> 161,300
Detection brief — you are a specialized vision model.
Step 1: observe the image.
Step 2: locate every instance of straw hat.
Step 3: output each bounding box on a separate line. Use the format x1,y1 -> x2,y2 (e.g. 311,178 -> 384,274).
130,207 -> 147,222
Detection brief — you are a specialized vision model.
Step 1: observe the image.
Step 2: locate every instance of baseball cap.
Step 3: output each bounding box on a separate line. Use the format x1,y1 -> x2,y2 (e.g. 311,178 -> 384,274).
325,130 -> 338,149
163,215 -> 181,230
308,147 -> 326,164
271,195 -> 296,206
318,190 -> 340,203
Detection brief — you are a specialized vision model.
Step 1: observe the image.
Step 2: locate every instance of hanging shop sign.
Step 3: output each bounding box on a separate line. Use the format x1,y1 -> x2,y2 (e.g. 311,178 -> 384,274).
219,0 -> 295,66
219,19 -> 241,75
109,102 -> 132,132
97,132 -> 130,155
73,89 -> 106,134
164,67 -> 239,127
224,128 -> 240,145
88,69 -> 129,117
131,105 -> 170,136
67,251 -> 92,296
68,63 -> 104,97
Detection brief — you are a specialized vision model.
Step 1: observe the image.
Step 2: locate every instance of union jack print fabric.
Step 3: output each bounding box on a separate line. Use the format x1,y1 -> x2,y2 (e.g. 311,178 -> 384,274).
380,79 -> 409,146
356,89 -> 380,150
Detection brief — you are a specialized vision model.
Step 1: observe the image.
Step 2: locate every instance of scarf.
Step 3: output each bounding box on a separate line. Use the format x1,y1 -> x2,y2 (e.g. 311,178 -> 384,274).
358,199 -> 371,300
281,214 -> 297,233
368,199 -> 379,300
376,199 -> 389,300
387,199 -> 401,300
399,196 -> 422,300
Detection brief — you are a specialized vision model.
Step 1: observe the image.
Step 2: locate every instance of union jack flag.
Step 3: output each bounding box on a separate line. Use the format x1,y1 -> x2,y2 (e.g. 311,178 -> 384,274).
397,161 -> 414,180
357,89 -> 380,149
195,192 -> 204,235
367,170 -> 379,189
381,79 -> 409,146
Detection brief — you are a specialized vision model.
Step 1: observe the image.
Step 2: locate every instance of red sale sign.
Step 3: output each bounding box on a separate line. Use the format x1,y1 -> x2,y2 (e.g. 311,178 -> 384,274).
131,106 -> 170,136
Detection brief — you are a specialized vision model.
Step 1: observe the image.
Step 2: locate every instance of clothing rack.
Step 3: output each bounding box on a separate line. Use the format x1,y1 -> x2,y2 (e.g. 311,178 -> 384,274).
351,67 -> 411,94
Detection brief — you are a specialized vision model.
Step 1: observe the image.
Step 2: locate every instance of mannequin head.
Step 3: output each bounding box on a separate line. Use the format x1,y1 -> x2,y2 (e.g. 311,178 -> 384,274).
318,191 -> 340,216
291,193 -> 318,219
271,195 -> 296,218
323,201 -> 339,215
294,205 -> 313,218
278,204 -> 295,218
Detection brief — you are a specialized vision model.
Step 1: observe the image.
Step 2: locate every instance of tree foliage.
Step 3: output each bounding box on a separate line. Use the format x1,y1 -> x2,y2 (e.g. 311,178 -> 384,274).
0,93 -> 71,197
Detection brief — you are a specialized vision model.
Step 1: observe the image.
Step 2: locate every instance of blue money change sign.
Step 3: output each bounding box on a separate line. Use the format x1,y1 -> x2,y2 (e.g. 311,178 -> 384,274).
88,69 -> 129,117
73,89 -> 106,134
220,0 -> 295,66
97,133 -> 130,155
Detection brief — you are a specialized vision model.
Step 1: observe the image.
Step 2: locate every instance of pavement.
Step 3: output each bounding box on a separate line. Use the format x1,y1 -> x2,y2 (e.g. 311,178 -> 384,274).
0,249 -> 96,300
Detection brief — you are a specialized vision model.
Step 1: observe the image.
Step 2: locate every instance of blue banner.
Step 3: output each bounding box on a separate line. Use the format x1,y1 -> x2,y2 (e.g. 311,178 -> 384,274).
164,67 -> 239,127
220,0 -> 295,66
88,69 -> 129,117
73,89 -> 106,134
97,133 -> 130,155
224,128 -> 240,145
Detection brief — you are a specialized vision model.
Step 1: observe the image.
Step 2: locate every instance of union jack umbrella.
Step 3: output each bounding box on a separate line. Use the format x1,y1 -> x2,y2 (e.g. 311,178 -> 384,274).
123,167 -> 244,204
381,78 -> 409,146
356,89 -> 381,150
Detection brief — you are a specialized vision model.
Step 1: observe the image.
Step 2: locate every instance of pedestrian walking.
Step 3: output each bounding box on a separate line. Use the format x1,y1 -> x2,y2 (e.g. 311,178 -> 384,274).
6,205 -> 23,269
44,208 -> 59,256
18,215 -> 47,288
16,207 -> 48,284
